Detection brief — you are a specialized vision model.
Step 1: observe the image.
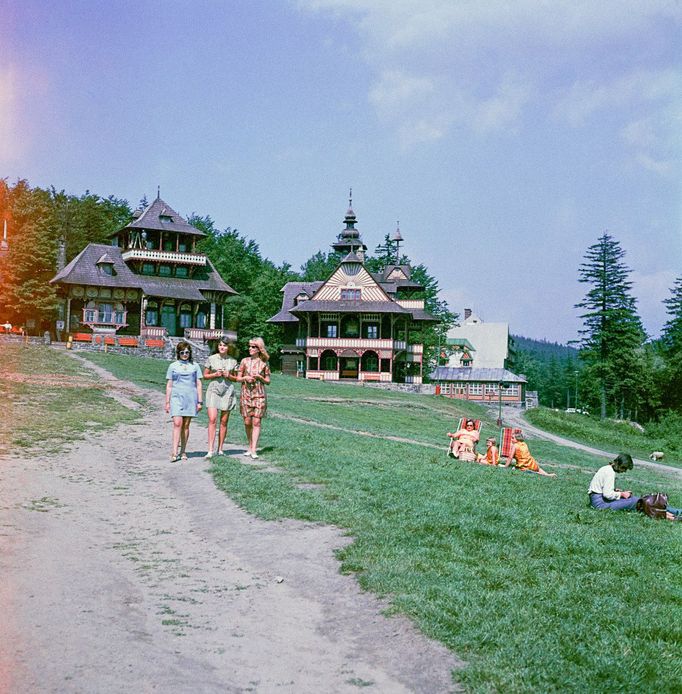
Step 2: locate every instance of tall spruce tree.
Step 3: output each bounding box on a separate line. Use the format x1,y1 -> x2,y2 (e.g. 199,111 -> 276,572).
659,276 -> 682,412
575,233 -> 646,419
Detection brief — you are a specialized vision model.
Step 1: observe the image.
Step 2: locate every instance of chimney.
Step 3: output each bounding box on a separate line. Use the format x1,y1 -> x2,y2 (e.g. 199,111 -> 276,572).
464,308 -> 472,320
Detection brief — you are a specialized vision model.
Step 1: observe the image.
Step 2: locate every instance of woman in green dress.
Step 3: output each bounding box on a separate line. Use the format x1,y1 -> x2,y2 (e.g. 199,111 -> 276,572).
203,336 -> 238,458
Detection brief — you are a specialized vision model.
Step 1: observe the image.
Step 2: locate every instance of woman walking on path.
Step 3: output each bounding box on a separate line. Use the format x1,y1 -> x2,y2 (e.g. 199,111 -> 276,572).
237,337 -> 270,459
166,341 -> 203,462
203,336 -> 238,458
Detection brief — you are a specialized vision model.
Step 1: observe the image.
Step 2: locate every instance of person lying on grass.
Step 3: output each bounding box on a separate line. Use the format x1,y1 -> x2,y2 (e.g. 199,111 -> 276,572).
503,432 -> 556,477
477,437 -> 499,466
588,453 -> 682,520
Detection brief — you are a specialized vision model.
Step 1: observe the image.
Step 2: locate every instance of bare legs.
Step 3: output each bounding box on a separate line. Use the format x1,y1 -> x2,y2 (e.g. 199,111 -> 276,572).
171,416 -> 192,460
243,415 -> 262,457
207,408 -> 230,454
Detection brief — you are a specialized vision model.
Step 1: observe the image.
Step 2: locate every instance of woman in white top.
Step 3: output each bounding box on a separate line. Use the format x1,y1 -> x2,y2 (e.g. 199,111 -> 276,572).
203,336 -> 238,458
588,453 -> 639,510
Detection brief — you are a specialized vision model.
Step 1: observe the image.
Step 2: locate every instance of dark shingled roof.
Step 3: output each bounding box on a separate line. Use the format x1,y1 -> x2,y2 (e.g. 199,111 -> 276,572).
430,367 -> 526,383
51,244 -> 141,288
290,300 -> 410,315
267,281 -> 324,323
50,243 -> 237,299
114,196 -> 205,237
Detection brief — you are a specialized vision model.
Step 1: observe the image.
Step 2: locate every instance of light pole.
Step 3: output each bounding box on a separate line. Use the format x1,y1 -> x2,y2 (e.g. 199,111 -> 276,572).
497,382 -> 504,426
574,370 -> 579,411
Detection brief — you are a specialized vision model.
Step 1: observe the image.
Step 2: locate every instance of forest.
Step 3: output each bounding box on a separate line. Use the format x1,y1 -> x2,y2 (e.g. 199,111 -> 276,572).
1,180 -> 680,428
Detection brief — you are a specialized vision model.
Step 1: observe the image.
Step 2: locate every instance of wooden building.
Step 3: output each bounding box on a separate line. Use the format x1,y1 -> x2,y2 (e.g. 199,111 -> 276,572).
50,195 -> 237,346
268,202 -> 437,383
430,366 -> 526,405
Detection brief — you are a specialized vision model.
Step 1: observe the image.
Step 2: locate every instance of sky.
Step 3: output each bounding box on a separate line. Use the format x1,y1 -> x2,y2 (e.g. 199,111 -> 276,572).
1,0 -> 681,343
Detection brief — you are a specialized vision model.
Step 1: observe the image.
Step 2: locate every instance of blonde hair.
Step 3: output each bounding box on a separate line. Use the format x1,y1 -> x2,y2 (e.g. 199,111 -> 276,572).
248,336 -> 269,362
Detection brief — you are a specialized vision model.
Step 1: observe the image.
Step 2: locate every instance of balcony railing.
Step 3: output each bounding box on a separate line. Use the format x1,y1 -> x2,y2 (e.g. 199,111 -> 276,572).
296,337 -> 411,350
121,248 -> 207,265
141,326 -> 168,338
184,328 -> 237,342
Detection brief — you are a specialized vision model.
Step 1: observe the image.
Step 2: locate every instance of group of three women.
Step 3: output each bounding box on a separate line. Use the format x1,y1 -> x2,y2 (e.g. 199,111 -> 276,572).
165,336 -> 270,462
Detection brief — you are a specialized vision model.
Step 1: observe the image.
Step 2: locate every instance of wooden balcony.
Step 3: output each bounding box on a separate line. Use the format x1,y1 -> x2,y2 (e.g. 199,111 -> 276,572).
184,328 -> 237,342
121,248 -> 207,265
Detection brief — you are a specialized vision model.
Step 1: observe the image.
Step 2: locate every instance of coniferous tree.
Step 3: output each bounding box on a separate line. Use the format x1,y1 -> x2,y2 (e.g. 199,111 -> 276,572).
658,277 -> 682,412
575,233 -> 646,419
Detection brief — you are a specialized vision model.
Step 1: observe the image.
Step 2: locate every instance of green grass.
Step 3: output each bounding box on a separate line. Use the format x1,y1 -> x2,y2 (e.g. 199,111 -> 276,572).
525,407 -> 682,468
77,352 -> 682,692
1,343 -> 141,455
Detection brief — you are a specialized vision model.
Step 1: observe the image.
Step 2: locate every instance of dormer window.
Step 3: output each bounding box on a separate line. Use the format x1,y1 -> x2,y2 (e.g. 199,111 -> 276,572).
294,293 -> 309,306
160,214 -> 174,223
96,254 -> 116,277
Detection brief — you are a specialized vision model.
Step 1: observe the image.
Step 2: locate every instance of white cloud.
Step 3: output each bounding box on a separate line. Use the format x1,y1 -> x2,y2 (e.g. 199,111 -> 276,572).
297,1 -> 682,146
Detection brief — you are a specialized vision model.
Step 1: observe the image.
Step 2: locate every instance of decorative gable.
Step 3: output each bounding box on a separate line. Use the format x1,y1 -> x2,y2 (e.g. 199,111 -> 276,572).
387,267 -> 408,281
312,261 -> 391,302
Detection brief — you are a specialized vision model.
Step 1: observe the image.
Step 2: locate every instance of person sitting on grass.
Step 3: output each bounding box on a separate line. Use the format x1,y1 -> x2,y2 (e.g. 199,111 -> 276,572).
503,432 -> 556,477
477,437 -> 499,466
588,453 -> 682,520
447,419 -> 479,459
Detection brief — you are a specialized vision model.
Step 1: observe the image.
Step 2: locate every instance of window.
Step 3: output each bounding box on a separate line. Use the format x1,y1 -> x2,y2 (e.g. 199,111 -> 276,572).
364,324 -> 378,339
159,265 -> 171,276
100,264 -> 113,276
142,263 -> 155,275
179,304 -> 192,329
146,302 -> 159,326
114,304 -> 125,324
454,384 -> 467,395
100,303 -> 113,323
440,383 -> 452,395
506,384 -> 520,396
163,240 -> 174,251
175,266 -> 188,278
178,241 -> 187,252
469,383 -> 483,395
323,323 -> 337,338
84,307 -> 97,322
340,288 -> 361,301
380,358 -> 391,372
308,356 -> 319,371
484,383 -> 499,395
196,312 -> 207,329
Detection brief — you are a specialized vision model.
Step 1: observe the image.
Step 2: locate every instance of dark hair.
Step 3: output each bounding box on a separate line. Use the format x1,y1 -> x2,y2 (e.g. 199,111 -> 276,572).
465,419 -> 475,427
212,335 -> 235,356
176,340 -> 193,362
612,453 -> 633,473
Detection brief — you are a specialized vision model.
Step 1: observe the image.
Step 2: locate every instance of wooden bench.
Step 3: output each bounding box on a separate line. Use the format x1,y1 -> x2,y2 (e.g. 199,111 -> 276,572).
118,337 -> 139,347
145,338 -> 165,348
104,336 -> 115,345
73,333 -> 93,342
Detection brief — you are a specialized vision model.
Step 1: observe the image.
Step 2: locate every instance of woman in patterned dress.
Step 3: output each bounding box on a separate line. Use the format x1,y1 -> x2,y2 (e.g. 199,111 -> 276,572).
165,341 -> 203,462
237,337 -> 271,459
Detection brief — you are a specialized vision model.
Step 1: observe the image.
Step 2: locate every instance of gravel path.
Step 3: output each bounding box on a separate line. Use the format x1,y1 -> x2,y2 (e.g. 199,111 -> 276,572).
500,406 -> 682,478
0,357 -> 461,694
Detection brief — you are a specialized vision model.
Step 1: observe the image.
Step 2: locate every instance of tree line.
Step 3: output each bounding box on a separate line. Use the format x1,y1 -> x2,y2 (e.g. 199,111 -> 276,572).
0,180 -> 455,366
509,233 -> 681,424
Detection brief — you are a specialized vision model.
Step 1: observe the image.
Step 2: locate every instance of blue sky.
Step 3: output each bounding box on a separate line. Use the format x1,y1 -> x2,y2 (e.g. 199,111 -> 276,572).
2,0 -> 680,343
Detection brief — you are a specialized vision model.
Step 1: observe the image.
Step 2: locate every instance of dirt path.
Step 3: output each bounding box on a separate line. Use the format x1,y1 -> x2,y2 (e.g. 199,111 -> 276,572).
0,357 -> 461,694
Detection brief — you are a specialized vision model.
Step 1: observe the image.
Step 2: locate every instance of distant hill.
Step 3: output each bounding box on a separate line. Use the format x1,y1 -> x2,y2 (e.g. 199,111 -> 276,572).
511,335 -> 578,360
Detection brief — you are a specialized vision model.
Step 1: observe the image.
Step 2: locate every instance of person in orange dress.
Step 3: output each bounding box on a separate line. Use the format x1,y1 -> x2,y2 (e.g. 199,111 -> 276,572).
503,432 -> 555,477
447,419 -> 479,458
236,337 -> 271,459
477,437 -> 500,465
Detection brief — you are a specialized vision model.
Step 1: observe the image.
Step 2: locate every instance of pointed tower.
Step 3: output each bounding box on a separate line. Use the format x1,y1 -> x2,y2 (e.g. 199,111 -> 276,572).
331,189 -> 367,261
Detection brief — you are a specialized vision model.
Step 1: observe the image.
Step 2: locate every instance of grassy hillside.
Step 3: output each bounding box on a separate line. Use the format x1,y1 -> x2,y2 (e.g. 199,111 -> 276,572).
78,352 -> 682,692
525,407 -> 682,467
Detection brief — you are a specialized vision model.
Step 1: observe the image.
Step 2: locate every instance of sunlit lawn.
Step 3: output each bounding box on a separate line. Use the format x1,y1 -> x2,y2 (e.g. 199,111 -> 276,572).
79,351 -> 682,692
0,343 -> 141,455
